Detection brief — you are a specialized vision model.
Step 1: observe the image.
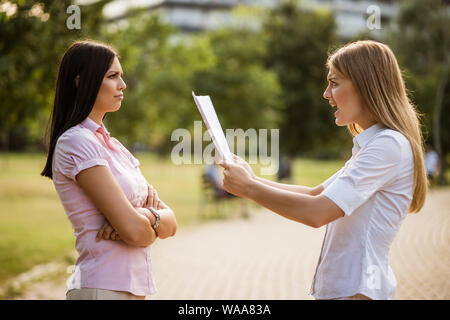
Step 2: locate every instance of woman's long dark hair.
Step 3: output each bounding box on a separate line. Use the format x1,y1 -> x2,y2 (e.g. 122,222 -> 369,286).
41,40 -> 118,179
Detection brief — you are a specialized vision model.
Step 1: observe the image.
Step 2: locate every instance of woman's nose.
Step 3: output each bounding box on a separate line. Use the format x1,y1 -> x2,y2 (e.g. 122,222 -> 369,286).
119,77 -> 126,90
323,86 -> 331,100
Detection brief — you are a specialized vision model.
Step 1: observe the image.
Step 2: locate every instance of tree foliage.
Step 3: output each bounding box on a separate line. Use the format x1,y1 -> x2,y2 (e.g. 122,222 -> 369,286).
263,0 -> 346,158
0,0 -> 111,151
1,0 -> 445,166
193,28 -> 282,131
385,0 -> 450,183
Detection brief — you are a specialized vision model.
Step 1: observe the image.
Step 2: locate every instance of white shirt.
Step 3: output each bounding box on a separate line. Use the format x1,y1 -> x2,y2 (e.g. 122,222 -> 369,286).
310,123 -> 414,300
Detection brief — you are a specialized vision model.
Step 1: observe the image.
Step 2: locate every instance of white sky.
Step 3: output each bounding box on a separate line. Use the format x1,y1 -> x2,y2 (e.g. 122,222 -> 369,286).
75,0 -> 164,18
103,0 -> 164,18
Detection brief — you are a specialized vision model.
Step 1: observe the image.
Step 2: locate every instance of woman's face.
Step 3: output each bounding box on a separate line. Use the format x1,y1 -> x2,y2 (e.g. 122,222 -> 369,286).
323,66 -> 371,128
92,56 -> 126,115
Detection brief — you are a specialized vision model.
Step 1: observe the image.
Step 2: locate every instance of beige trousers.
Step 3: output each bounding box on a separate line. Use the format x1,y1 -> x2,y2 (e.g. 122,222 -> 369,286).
66,288 -> 146,300
317,293 -> 372,300
332,293 -> 372,300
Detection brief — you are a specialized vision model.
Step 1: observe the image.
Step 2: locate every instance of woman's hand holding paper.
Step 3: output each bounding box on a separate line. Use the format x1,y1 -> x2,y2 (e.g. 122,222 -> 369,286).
218,154 -> 255,198
231,154 -> 256,179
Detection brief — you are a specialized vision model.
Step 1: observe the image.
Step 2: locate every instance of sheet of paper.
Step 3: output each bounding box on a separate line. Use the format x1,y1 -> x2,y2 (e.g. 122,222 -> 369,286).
192,91 -> 232,162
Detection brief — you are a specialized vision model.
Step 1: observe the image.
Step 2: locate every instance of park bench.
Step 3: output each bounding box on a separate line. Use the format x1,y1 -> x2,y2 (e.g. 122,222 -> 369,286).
199,171 -> 249,219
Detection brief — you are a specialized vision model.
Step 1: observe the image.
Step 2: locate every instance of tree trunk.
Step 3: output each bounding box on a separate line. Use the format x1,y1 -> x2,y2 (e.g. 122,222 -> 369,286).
433,3 -> 449,185
432,52 -> 449,185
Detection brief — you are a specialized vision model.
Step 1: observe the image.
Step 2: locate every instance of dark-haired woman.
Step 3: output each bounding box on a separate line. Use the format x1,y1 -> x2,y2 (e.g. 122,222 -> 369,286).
41,40 -> 177,300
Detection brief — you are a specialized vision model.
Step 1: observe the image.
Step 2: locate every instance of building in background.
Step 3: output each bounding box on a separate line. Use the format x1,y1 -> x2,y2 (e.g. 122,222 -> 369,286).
105,0 -> 400,39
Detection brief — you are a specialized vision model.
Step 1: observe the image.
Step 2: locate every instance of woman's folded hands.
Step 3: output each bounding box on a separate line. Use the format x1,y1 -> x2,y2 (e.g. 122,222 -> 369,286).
96,184 -> 176,242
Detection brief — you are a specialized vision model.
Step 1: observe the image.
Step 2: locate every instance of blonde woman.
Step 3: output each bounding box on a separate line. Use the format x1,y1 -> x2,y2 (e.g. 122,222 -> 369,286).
219,40 -> 427,300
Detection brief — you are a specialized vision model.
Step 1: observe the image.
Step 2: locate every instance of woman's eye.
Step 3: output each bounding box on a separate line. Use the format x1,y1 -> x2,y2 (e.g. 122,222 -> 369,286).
108,74 -> 116,79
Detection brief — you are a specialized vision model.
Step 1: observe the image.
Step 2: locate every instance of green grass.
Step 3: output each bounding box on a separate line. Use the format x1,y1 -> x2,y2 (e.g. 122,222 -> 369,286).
0,154 -> 75,287
291,158 -> 345,187
0,152 -> 345,287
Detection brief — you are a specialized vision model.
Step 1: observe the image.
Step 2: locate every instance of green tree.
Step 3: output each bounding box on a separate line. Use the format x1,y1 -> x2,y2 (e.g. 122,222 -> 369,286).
102,11 -> 217,153
102,13 -> 281,154
101,12 -> 175,150
386,0 -> 450,184
263,0 -> 345,158
193,28 -> 282,132
0,0 -> 111,151
146,35 -> 217,153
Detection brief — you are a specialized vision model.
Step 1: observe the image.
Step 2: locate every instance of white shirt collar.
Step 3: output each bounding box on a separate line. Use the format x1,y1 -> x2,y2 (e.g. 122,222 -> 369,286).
353,123 -> 385,151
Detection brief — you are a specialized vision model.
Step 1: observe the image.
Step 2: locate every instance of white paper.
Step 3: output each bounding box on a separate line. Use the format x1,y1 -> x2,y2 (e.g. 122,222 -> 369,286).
192,91 -> 232,162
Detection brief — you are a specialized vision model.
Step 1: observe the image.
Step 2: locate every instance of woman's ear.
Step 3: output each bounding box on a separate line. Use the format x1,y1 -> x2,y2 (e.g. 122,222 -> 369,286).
74,75 -> 80,88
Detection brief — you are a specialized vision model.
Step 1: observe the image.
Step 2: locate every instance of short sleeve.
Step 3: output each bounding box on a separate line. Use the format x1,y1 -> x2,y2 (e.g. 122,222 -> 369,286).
320,158 -> 353,189
322,135 -> 402,216
53,130 -> 110,182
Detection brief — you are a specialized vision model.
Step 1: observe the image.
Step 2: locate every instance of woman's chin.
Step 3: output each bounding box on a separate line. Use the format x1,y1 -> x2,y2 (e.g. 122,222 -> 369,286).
110,103 -> 121,112
335,118 -> 346,126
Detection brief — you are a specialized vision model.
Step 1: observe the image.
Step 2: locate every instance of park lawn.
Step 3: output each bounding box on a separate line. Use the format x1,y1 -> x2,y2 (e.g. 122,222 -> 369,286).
0,152 -> 345,287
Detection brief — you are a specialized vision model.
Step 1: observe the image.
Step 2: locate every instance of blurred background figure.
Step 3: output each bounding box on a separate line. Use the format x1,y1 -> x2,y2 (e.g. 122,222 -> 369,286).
277,155 -> 292,183
202,163 -> 249,218
425,145 -> 440,184
203,163 -> 235,200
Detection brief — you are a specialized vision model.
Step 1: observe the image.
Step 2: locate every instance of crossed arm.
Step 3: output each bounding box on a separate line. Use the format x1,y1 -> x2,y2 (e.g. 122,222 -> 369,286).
76,165 -> 177,247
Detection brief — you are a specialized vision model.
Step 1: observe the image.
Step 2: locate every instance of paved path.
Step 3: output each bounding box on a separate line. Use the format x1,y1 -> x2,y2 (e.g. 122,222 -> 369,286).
16,189 -> 450,300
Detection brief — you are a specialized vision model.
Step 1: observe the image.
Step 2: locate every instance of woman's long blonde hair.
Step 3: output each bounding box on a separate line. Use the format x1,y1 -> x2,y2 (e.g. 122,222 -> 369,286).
327,40 -> 427,213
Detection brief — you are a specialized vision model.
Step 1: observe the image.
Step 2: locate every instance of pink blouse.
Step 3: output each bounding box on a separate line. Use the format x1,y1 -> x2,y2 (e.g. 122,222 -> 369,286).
52,116 -> 157,296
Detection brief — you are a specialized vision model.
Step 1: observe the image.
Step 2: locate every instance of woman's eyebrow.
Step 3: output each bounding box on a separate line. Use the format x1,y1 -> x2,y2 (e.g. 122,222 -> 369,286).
327,76 -> 338,81
107,70 -> 123,75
